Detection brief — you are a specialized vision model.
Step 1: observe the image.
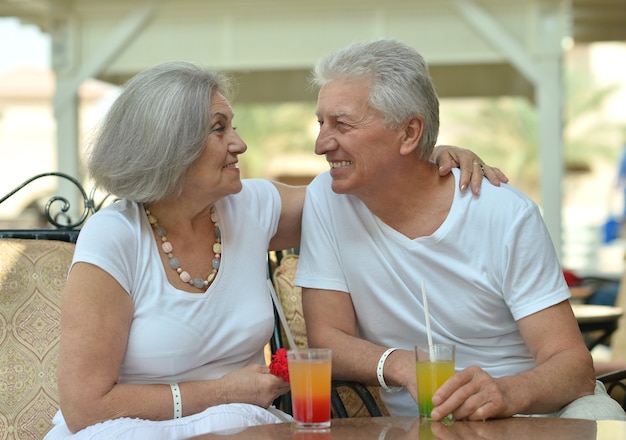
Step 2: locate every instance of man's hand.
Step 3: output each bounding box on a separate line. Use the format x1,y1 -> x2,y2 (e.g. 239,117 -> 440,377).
430,366 -> 516,421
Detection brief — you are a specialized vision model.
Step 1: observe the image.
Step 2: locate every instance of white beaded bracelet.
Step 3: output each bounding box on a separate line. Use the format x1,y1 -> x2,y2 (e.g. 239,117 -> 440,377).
377,348 -> 403,393
169,383 -> 182,419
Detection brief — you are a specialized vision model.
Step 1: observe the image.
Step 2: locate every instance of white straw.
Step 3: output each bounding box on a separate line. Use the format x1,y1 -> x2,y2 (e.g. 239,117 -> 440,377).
421,281 -> 435,358
267,279 -> 298,351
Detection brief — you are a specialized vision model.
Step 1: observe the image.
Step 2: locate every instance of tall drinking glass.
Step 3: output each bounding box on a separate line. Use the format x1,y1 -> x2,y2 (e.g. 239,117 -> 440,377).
287,348 -> 332,429
415,343 -> 455,421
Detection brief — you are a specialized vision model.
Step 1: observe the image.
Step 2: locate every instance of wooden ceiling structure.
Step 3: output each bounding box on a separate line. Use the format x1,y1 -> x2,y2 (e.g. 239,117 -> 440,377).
1,0 -> 626,256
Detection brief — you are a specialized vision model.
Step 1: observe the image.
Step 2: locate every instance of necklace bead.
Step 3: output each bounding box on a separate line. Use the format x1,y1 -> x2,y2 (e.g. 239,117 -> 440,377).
145,206 -> 221,289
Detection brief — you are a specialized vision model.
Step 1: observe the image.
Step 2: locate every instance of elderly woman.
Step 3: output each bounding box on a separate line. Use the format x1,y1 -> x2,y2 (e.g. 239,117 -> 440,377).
45,61 -> 502,439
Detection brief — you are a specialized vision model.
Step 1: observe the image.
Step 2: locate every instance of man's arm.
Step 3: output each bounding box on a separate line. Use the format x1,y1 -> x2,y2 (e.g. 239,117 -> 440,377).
302,287 -> 418,398
430,301 -> 596,421
510,301 -> 596,412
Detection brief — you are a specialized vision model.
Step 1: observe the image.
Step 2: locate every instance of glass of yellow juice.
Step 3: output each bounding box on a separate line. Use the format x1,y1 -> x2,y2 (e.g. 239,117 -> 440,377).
415,343 -> 455,421
287,348 -> 332,429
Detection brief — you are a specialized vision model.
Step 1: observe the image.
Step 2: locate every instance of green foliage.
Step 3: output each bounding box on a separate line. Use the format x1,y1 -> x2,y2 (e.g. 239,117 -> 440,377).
228,68 -> 626,201
564,70 -> 623,166
444,69 -> 626,200
232,102 -> 318,177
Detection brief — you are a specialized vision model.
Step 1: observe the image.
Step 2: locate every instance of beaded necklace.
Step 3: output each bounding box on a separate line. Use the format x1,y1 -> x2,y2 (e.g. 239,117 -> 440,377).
145,206 -> 222,290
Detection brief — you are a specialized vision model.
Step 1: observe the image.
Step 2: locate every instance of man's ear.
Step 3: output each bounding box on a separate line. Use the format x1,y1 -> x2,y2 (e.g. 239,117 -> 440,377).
399,116 -> 423,156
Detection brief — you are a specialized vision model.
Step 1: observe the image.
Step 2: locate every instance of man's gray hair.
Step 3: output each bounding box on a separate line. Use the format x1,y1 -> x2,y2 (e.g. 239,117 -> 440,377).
312,39 -> 439,159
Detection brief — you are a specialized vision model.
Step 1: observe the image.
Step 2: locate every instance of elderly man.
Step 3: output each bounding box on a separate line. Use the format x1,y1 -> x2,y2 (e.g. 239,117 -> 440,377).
296,39 -> 626,421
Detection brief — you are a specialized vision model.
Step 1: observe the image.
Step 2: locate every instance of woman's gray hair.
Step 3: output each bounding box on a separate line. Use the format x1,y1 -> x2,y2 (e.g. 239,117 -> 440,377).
87,61 -> 231,202
312,39 -> 439,159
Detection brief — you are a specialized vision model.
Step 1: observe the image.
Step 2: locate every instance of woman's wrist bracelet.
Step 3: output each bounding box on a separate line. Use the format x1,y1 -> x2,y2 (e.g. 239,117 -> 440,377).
377,348 -> 403,393
169,383 -> 182,419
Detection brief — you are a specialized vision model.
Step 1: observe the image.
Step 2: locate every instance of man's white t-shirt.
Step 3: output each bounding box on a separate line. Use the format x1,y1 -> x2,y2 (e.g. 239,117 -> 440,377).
295,169 -> 570,416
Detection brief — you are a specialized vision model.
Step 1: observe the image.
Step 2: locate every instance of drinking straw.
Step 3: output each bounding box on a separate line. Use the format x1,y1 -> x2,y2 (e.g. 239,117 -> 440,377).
421,280 -> 435,358
267,279 -> 298,352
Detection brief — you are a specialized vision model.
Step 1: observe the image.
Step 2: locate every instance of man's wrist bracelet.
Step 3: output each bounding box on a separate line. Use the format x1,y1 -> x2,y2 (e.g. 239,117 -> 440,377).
377,348 -> 403,393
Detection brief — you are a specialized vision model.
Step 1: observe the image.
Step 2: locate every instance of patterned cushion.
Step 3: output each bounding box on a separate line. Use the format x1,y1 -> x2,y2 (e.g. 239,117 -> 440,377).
0,238 -> 75,439
272,254 -> 389,417
273,254 -> 308,349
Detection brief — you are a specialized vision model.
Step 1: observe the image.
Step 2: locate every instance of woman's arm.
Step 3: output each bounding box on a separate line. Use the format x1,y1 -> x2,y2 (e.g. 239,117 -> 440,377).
58,263 -> 289,432
269,182 -> 305,251
270,146 -> 508,250
432,145 -> 508,195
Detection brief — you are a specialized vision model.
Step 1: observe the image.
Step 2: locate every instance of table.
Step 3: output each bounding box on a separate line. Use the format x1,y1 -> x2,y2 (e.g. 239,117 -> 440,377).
571,304 -> 624,350
570,268 -> 623,283
188,416 -> 626,439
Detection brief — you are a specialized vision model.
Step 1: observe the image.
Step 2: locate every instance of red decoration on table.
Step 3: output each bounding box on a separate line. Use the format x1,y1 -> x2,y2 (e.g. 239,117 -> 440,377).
270,348 -> 290,382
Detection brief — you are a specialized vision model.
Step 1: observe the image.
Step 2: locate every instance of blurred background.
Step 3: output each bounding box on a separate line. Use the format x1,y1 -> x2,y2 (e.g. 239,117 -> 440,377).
1,0 -> 626,275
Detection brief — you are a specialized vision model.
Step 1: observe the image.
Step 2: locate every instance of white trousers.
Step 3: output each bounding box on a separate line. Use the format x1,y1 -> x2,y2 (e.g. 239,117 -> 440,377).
44,404 -> 293,440
554,381 -> 626,421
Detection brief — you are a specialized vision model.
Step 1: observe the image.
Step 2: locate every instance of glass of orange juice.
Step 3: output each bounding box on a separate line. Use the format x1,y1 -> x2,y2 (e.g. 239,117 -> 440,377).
287,348 -> 332,429
415,343 -> 455,421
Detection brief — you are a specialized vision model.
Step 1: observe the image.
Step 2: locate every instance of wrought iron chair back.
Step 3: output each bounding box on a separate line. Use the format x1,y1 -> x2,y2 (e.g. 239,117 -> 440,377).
0,172 -> 116,240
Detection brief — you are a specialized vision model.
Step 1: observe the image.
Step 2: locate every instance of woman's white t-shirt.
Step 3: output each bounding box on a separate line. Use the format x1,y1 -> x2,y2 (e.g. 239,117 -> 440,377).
45,179 -> 289,439
74,179 -> 281,384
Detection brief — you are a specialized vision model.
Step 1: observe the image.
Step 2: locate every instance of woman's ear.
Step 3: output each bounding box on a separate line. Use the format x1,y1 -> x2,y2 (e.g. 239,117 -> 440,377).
399,117 -> 423,156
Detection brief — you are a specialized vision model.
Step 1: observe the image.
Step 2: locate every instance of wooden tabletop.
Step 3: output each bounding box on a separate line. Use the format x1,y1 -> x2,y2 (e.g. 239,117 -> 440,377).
188,416 -> 626,439
571,304 -> 624,323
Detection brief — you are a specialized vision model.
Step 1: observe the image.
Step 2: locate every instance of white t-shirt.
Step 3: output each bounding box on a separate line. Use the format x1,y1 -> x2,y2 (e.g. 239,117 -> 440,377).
295,169 -> 570,416
72,179 -> 281,384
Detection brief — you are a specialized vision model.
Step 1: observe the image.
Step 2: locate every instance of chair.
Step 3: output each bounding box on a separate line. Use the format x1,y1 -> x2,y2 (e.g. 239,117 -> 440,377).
0,238 -> 75,439
269,251 -> 387,418
0,172 -> 97,439
597,369 -> 626,411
